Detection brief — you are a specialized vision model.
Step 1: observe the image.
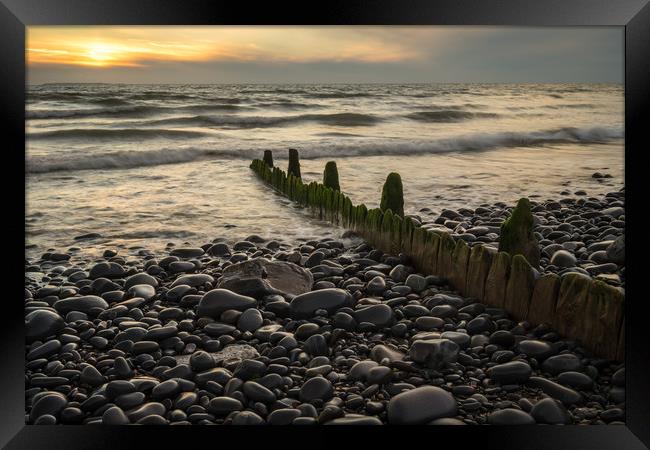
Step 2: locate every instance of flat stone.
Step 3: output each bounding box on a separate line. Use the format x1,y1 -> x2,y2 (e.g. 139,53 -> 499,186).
325,414 -> 383,425
170,247 -> 205,258
53,295 -> 109,314
526,377 -> 583,405
487,361 -> 532,384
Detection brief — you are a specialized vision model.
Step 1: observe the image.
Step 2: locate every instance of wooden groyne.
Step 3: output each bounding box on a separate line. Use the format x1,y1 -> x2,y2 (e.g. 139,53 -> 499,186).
250,156 -> 625,361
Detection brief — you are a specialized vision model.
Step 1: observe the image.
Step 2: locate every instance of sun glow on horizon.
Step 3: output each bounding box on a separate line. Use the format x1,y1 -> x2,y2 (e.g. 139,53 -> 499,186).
27,26 -> 430,69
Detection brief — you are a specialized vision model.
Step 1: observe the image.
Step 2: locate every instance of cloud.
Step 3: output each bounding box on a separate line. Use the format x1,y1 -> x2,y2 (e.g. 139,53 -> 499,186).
27,26 -> 623,84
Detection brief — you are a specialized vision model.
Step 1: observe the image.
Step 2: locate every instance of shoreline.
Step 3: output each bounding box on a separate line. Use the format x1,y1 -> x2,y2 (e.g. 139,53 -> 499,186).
25,189 -> 626,425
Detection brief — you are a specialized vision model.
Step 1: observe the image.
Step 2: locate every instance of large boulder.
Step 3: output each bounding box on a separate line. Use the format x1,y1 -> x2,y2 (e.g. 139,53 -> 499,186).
217,258 -> 313,298
498,198 -> 540,268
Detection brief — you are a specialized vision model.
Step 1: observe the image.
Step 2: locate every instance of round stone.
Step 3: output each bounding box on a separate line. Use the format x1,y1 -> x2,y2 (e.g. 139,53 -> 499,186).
299,376 -> 333,402
25,309 -> 65,342
541,353 -> 583,375
387,386 -> 457,425
354,304 -> 394,327
530,398 -> 570,424
488,408 -> 535,425
208,397 -> 243,416
550,250 -> 577,268
237,308 -> 263,332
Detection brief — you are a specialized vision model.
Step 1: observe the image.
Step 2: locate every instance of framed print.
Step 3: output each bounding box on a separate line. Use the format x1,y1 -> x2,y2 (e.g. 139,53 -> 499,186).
2,0 -> 649,448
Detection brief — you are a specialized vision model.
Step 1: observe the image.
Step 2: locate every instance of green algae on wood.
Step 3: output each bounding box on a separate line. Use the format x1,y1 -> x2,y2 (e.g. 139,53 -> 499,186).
288,148 -> 301,178
380,172 -> 404,217
323,161 -> 340,191
498,198 -> 541,268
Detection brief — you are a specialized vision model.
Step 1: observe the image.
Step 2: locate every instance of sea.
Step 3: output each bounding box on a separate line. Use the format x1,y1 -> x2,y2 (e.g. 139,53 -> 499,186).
26,83 -> 624,258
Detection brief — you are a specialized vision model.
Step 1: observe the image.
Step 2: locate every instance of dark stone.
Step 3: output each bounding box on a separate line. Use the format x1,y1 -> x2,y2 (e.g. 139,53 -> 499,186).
299,377 -> 333,402
387,386 -> 457,424
488,408 -> 536,425
290,288 -> 354,318
487,361 -> 532,384
197,289 -> 257,318
530,398 -> 570,424
25,309 -> 65,342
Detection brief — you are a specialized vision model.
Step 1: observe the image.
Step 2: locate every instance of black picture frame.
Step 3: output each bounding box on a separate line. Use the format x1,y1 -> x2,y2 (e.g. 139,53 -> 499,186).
4,0 -> 649,448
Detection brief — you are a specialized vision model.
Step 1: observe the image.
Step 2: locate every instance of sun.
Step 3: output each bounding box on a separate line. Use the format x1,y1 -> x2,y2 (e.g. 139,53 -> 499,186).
85,43 -> 119,65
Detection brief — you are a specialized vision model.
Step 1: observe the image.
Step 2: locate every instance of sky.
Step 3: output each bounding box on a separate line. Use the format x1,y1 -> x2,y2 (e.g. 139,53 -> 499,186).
27,26 -> 624,84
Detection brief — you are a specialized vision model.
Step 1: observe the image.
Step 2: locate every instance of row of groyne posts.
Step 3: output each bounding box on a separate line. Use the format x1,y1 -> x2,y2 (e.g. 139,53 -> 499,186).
250,149 -> 624,361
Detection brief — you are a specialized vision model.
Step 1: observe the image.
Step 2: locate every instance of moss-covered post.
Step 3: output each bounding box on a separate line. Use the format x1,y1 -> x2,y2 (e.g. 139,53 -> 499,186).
288,148 -> 301,178
263,150 -> 274,167
498,197 -> 540,268
323,161 -> 340,191
380,172 -> 404,217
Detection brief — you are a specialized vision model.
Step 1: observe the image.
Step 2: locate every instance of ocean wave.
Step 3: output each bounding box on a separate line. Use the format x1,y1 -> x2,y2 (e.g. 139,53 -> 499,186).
26,126 -> 623,174
134,112 -> 382,129
27,148 -> 225,173
27,128 -> 209,141
302,92 -> 377,99
27,103 -> 244,120
405,110 -> 499,122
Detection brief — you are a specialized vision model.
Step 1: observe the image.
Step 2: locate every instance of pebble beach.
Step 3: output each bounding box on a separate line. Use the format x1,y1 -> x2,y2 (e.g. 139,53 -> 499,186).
25,187 -> 625,425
